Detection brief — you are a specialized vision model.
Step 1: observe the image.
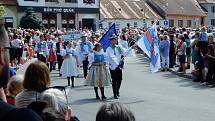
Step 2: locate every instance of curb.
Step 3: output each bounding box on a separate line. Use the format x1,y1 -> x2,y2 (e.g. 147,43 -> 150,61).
168,68 -> 193,79
138,53 -> 193,80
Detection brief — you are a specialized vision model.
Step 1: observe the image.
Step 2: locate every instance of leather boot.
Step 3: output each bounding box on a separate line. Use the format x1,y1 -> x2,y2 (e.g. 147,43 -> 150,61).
100,87 -> 106,100
94,87 -> 100,99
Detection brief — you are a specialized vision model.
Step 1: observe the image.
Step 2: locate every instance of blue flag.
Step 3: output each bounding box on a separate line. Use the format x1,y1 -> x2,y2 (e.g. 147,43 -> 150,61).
99,23 -> 117,51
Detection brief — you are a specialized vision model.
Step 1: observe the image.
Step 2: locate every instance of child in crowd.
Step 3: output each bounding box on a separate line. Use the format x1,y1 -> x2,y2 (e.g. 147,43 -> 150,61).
27,45 -> 34,59
6,75 -> 24,105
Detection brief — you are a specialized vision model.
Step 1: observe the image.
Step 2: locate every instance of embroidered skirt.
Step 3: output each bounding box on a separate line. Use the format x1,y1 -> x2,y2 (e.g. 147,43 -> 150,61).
86,62 -> 111,87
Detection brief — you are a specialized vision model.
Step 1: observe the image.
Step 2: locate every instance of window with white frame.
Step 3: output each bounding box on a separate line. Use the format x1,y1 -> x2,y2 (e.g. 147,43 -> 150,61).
211,19 -> 215,26
178,20 -> 183,27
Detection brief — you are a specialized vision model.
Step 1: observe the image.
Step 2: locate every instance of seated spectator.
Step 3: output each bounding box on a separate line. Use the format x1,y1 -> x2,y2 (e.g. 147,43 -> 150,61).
15,61 -> 51,108
40,88 -> 80,121
96,102 -> 135,121
6,75 -> 23,105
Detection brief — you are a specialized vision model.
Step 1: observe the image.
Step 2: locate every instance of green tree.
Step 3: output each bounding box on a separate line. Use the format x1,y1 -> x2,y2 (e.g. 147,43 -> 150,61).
19,8 -> 43,29
0,4 -> 6,19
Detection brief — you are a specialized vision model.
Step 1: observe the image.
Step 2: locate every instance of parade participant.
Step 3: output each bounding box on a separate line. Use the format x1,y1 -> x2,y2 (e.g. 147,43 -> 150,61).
56,36 -> 64,76
118,34 -> 129,68
90,34 -> 99,45
106,34 -> 133,99
76,33 -> 93,79
60,41 -> 79,87
86,43 -> 111,100
48,44 -> 56,72
34,34 -> 49,63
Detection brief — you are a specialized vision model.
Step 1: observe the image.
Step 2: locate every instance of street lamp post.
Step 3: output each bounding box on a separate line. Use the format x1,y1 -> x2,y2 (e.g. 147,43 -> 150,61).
141,8 -> 146,28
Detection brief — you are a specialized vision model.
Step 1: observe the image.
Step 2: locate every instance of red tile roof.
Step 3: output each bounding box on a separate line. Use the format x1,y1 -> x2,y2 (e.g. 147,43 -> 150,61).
0,0 -> 17,5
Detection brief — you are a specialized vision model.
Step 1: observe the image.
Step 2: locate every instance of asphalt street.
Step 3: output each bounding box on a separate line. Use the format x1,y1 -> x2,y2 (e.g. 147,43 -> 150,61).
18,55 -> 215,121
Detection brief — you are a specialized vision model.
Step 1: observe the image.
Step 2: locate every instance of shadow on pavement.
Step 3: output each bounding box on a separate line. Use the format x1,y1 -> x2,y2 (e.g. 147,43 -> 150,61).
176,78 -> 213,90
69,98 -> 102,105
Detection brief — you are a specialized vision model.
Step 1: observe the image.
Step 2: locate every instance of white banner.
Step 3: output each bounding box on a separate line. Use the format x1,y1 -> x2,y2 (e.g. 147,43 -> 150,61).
63,31 -> 81,41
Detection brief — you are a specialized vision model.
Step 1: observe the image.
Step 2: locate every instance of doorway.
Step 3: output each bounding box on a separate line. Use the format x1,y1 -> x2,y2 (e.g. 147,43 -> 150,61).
82,19 -> 94,30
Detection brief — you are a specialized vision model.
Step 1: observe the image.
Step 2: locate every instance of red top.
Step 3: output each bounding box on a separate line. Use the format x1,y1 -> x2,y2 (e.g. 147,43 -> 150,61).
6,95 -> 15,105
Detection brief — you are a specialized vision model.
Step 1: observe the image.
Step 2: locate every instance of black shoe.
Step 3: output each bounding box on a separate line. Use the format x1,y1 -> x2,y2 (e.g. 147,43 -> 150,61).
72,84 -> 74,87
59,74 -> 62,77
114,95 -> 118,99
96,95 -> 100,99
117,93 -> 120,97
102,96 -> 107,100
193,79 -> 200,82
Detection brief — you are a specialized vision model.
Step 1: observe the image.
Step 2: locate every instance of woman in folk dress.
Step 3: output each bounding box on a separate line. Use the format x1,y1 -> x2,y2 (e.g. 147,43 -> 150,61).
86,43 -> 111,100
60,41 -> 79,87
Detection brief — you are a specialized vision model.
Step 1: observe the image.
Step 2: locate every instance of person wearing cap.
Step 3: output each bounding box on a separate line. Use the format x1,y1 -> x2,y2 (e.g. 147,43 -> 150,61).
106,34 -> 134,99
76,33 -> 93,79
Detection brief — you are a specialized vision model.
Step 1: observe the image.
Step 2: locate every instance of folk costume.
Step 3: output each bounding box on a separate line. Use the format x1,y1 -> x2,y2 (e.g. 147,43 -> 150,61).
60,46 -> 79,87
106,34 -> 130,99
86,47 -> 111,100
35,41 -> 48,63
76,34 -> 93,78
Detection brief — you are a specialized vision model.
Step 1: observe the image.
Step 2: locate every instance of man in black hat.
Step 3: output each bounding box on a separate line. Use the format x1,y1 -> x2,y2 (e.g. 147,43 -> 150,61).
106,34 -> 125,99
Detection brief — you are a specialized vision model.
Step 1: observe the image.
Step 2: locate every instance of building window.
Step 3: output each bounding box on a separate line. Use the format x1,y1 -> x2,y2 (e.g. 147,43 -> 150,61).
211,19 -> 215,26
4,17 -> 13,29
212,6 -> 215,13
45,0 -> 58,2
24,0 -> 37,1
169,19 -> 174,27
65,0 -> 77,3
108,22 -> 112,27
178,20 -> 183,27
42,13 -> 57,29
134,22 -> 137,28
83,0 -> 95,4
62,13 -> 75,29
187,20 -> 192,27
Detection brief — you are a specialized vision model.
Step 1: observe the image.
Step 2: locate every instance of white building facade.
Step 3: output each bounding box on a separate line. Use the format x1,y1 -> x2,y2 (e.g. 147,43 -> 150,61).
198,0 -> 215,27
17,0 -> 100,30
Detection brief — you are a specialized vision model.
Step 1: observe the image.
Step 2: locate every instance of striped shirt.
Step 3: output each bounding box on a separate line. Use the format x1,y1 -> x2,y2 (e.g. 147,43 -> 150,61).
15,90 -> 41,108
